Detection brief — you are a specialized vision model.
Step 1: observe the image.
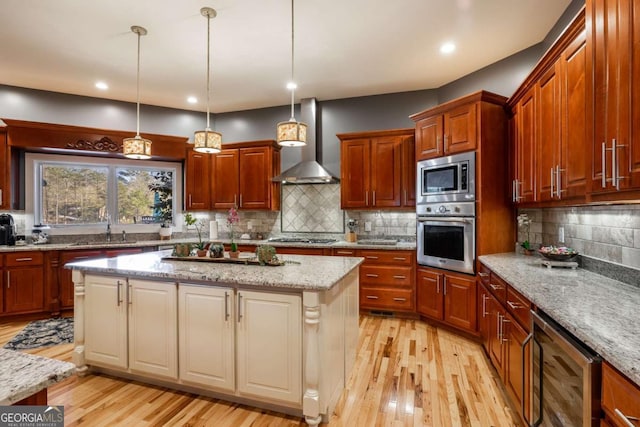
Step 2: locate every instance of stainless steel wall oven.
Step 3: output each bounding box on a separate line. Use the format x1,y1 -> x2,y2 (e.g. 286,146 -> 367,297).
416,201 -> 475,274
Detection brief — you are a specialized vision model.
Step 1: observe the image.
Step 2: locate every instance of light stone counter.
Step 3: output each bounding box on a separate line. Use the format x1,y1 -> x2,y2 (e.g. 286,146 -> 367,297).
66,250 -> 363,291
0,238 -> 415,253
479,252 -> 640,387
0,349 -> 75,405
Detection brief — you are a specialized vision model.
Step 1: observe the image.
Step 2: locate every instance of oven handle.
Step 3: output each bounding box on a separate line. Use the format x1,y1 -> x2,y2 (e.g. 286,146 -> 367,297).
416,217 -> 471,223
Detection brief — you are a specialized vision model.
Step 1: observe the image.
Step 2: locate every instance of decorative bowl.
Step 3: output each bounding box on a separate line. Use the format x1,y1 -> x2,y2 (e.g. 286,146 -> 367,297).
538,245 -> 579,261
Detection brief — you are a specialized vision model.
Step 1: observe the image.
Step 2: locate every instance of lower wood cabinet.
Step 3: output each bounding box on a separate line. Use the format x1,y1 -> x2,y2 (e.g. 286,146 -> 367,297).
601,362 -> 640,427
59,250 -> 103,309
3,252 -> 44,314
417,266 -> 476,333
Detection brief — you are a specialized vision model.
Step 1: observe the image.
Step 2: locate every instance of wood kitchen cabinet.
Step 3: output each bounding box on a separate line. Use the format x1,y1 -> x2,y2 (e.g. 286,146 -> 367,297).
588,0 -> 640,198
3,252 -> 44,314
185,150 -> 211,210
417,266 -> 477,333
334,248 -> 415,314
535,25 -> 588,203
412,102 -> 477,160
601,362 -> 640,427
338,129 -> 415,209
512,87 -> 537,204
478,263 -> 532,423
212,141 -> 281,210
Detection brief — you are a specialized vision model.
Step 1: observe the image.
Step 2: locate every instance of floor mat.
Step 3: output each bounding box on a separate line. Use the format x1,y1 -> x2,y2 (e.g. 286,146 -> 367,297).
3,317 -> 74,350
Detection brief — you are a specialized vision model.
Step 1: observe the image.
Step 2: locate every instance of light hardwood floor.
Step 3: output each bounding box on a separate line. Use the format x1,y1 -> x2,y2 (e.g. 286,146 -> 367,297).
1,315 -> 520,426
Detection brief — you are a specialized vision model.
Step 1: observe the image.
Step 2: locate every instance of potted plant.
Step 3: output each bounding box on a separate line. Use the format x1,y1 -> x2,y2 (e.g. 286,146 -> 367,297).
256,245 -> 277,265
184,212 -> 207,256
226,207 -> 240,258
159,221 -> 172,240
517,213 -> 534,255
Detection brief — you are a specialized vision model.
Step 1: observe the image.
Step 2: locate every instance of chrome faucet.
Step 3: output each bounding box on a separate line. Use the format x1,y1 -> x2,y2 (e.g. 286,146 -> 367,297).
106,215 -> 112,242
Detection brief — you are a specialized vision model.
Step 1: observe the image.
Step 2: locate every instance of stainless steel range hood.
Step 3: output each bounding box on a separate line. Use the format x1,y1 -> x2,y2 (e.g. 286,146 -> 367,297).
272,98 -> 339,184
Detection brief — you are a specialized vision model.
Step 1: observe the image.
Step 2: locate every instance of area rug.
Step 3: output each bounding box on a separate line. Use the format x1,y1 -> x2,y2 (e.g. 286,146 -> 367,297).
3,317 -> 74,350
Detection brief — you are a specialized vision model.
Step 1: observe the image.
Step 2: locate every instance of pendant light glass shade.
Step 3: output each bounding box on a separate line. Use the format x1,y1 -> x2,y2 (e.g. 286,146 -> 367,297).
123,25 -> 152,159
193,128 -> 222,153
276,120 -> 307,147
276,0 -> 307,147
194,7 -> 222,154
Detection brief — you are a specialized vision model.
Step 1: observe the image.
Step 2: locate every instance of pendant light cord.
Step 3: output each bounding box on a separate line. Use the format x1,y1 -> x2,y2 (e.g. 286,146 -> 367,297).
206,12 -> 211,130
135,30 -> 141,137
290,0 -> 296,120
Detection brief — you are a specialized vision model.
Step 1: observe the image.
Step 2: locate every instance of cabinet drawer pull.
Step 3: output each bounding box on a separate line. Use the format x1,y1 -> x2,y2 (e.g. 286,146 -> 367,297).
239,193 -> 243,208
365,256 -> 379,260
335,251 -> 353,255
478,272 -> 489,278
75,256 -> 90,260
489,283 -> 503,291
117,280 -> 122,306
392,297 -> 406,302
365,295 -> 379,300
237,293 -> 243,322
393,257 -> 406,261
614,408 -> 638,427
507,300 -> 522,310
482,294 -> 488,317
6,271 -> 9,288
501,317 -> 510,343
393,275 -> 406,279
365,274 -> 379,278
15,257 -> 33,262
127,281 -> 132,305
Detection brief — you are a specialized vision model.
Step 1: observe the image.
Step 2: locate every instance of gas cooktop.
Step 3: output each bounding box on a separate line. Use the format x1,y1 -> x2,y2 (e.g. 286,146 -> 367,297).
267,237 -> 337,244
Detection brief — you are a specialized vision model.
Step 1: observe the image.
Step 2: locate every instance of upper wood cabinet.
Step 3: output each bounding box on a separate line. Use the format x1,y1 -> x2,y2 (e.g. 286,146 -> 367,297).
411,97 -> 481,161
185,150 -> 212,210
588,0 -> 640,198
513,87 -> 537,204
338,128 -> 414,209
185,140 -> 281,211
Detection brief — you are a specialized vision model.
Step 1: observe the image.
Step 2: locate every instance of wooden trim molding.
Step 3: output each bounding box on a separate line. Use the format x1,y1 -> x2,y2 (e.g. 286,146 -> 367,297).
409,90 -> 508,122
2,119 -> 188,161
336,127 -> 414,141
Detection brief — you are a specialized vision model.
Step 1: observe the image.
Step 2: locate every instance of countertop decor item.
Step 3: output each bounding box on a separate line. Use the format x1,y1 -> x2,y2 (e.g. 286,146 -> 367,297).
538,245 -> 579,261
256,245 -> 278,265
184,212 -> 206,253
122,25 -> 152,159
227,207 -> 240,254
517,213 -> 532,251
172,242 -> 191,257
346,219 -> 358,242
193,7 -> 222,153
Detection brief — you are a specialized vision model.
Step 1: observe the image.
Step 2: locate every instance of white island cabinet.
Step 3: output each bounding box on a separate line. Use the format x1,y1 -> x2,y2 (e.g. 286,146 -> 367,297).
69,251 -> 362,426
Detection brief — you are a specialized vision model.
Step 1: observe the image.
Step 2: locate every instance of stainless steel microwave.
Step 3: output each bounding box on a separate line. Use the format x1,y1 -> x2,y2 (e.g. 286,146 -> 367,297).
416,151 -> 475,204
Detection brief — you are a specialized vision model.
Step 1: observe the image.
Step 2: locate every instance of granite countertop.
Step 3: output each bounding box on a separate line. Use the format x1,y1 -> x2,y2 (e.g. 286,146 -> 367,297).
66,250 -> 364,291
0,238 -> 415,252
0,349 -> 75,405
479,252 -> 640,387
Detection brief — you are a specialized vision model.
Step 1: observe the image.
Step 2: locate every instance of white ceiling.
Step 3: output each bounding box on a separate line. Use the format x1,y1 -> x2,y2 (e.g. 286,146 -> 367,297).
0,0 -> 571,113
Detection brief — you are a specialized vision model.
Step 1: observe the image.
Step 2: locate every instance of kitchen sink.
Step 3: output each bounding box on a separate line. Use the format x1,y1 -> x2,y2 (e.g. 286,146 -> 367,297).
356,239 -> 398,246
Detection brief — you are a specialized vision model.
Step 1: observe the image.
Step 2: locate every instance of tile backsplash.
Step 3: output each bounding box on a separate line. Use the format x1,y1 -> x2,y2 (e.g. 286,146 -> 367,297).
281,184 -> 344,233
518,205 -> 640,270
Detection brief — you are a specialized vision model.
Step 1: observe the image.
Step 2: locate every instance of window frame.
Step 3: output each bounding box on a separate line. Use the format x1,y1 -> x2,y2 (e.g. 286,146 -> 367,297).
25,153 -> 183,234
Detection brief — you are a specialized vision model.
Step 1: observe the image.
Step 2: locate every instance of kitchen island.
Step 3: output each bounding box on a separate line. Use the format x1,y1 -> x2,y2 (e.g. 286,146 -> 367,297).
67,250 -> 362,426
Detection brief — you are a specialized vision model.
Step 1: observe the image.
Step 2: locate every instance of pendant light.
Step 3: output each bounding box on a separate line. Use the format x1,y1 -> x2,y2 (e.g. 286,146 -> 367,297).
123,25 -> 152,160
276,0 -> 307,147
193,7 -> 222,153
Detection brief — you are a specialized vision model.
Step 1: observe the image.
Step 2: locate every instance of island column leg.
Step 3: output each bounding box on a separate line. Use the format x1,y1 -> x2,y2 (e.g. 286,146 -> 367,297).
303,291 -> 321,427
72,270 -> 88,376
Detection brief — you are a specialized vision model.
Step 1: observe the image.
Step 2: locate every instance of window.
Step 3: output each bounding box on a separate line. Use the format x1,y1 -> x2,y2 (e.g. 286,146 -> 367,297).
30,154 -> 179,227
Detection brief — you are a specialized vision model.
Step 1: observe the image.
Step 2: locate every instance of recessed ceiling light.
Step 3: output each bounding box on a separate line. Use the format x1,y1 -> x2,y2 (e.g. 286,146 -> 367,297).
95,81 -> 108,90
187,96 -> 198,104
440,42 -> 456,54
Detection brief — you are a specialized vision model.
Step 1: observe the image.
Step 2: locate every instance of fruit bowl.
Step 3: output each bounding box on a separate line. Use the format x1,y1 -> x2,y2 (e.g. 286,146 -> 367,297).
538,245 -> 579,261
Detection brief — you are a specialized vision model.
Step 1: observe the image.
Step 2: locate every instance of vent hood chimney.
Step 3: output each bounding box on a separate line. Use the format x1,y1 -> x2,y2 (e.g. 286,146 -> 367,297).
272,98 -> 339,184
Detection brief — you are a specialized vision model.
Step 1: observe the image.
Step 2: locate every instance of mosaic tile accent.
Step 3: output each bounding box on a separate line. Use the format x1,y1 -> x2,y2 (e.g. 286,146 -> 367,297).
281,184 -> 344,233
